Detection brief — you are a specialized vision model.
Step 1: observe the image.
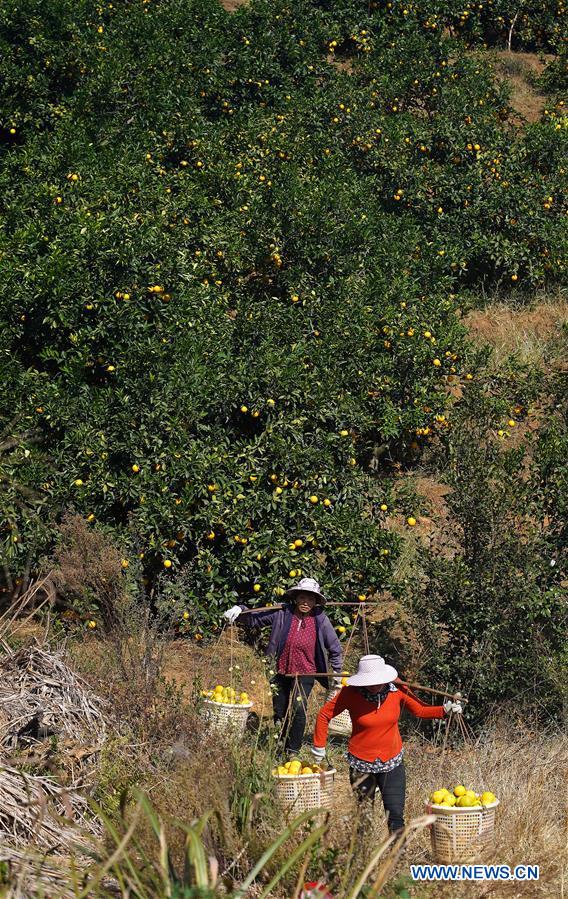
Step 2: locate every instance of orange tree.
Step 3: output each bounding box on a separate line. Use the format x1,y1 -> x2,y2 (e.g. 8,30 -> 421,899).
412,0 -> 566,51
396,368 -> 568,720
0,0 -> 566,641
332,0 -> 565,51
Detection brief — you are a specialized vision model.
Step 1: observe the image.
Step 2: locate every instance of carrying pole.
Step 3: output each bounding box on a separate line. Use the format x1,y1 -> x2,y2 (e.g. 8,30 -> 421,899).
283,672 -> 335,677
282,674 -> 467,702
238,602 -> 382,613
397,680 -> 467,703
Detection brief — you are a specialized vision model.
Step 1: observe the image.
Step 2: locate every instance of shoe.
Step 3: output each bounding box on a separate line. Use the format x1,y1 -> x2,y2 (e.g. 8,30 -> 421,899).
285,749 -> 301,762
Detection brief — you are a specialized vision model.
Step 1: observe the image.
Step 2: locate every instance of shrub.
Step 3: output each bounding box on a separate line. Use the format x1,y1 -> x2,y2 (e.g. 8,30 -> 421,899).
0,0 -> 565,659
392,374 -> 567,721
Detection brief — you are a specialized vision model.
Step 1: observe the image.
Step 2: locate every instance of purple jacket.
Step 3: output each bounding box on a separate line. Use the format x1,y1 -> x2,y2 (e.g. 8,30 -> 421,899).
236,602 -> 343,689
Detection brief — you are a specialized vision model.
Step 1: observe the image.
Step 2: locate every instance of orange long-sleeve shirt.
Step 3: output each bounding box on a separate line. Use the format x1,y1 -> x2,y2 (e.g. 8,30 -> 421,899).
314,686 -> 445,762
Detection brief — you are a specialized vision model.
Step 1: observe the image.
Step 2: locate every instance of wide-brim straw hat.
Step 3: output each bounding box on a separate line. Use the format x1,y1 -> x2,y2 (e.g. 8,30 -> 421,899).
284,577 -> 327,605
347,655 -> 398,686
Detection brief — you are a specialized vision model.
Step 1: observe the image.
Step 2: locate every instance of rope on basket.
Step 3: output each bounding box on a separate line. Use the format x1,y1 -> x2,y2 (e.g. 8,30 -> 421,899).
229,619 -> 235,691
340,601 -> 369,674
285,674 -> 300,733
361,604 -> 370,655
210,620 -> 229,656
435,684 -> 475,771
201,620 -> 236,690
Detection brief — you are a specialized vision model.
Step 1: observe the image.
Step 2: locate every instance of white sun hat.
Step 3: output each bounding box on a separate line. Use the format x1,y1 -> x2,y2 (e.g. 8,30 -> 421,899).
284,577 -> 327,605
347,655 -> 398,687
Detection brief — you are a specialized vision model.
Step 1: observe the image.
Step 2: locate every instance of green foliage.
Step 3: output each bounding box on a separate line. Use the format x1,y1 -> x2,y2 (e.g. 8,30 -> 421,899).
404,371 -> 567,721
93,737 -> 142,818
0,0 -> 565,654
69,786 -> 427,899
537,48 -> 568,95
420,0 -> 566,51
85,793 -> 329,899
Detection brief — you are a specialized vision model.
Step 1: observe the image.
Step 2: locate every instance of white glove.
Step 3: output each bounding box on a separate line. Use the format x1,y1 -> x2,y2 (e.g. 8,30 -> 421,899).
223,605 -> 242,624
443,699 -> 463,715
332,675 -> 343,690
311,745 -> 326,761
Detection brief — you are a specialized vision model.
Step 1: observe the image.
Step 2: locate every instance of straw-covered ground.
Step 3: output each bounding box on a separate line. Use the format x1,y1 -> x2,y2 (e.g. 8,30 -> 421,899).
1,613 -> 564,899
161,637 -> 568,898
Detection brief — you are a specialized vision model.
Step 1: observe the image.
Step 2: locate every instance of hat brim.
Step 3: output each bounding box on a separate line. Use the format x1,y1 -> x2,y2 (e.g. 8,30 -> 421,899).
347,665 -> 398,686
284,587 -> 326,605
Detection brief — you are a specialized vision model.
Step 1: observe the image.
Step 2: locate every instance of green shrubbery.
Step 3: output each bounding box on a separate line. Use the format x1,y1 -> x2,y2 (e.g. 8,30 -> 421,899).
384,363 -> 567,719
537,47 -> 568,94
0,0 -> 565,682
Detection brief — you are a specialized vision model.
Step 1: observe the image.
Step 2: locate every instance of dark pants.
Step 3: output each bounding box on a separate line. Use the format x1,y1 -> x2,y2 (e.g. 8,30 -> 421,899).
349,763 -> 406,833
272,674 -> 315,753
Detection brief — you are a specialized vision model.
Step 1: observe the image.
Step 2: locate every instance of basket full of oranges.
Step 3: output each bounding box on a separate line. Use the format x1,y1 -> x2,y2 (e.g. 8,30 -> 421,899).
425,785 -> 499,862
202,684 -> 252,733
272,759 -> 336,814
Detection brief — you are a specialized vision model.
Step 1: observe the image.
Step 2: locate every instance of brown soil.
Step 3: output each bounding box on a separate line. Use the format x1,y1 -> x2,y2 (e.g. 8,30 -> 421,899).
326,54 -> 354,74
410,476 -> 457,550
385,474 -> 461,560
464,299 -> 566,457
464,299 -> 568,367
219,0 -> 248,10
162,631 -> 343,732
488,50 -> 552,125
162,629 -> 274,716
466,302 -> 566,346
412,476 -> 452,517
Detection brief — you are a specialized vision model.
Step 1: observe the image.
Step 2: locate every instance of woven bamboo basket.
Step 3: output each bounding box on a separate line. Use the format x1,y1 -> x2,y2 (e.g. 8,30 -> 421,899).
203,699 -> 253,734
425,801 -> 499,863
273,769 -> 336,815
328,708 -> 352,737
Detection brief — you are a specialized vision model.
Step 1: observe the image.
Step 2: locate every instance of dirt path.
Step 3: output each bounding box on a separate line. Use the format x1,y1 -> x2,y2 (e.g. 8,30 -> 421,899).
219,0 -> 248,11
464,298 -> 568,368
485,50 -> 552,124
162,630 -> 274,715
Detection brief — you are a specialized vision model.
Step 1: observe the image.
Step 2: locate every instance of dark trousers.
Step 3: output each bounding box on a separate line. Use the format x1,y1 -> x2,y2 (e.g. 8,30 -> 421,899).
272,674 -> 315,753
349,763 -> 406,833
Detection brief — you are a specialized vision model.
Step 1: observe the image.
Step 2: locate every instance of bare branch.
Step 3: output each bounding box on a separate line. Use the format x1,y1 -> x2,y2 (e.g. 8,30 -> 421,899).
507,11 -> 520,52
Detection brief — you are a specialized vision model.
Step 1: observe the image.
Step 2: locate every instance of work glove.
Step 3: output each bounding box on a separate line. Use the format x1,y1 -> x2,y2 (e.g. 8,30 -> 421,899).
311,745 -> 326,761
325,676 -> 345,702
443,699 -> 463,715
223,605 -> 242,624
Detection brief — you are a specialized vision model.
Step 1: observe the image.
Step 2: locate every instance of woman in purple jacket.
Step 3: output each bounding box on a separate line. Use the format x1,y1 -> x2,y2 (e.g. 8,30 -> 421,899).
224,577 -> 343,757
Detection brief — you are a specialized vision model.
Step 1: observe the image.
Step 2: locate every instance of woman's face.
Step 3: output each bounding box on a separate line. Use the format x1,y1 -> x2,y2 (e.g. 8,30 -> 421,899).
295,592 -> 317,615
366,682 -> 389,693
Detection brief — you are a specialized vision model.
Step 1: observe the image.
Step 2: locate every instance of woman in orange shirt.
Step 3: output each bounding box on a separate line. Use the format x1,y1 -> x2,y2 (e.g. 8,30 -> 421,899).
312,655 -> 462,833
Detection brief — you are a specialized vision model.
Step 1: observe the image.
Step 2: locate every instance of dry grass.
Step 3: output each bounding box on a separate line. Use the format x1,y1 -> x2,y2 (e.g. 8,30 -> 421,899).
5,614 -> 567,897
316,721 -> 568,898
0,645 -> 106,753
405,722 -> 568,896
218,0 -> 248,11
161,628 -> 273,718
488,50 -> 552,125
157,634 -> 568,897
464,297 -> 568,370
